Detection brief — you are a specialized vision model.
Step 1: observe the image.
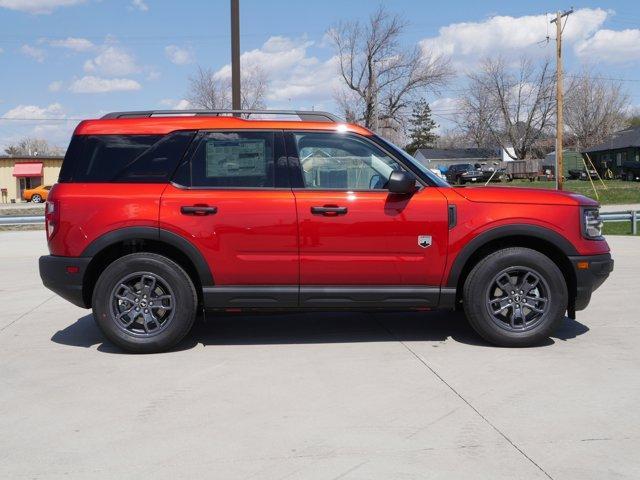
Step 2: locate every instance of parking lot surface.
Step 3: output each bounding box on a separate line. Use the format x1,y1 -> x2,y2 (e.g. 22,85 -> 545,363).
1,231 -> 639,479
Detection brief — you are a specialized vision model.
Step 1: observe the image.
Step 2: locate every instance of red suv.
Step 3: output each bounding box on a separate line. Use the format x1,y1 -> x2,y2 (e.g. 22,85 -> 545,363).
39,110 -> 613,353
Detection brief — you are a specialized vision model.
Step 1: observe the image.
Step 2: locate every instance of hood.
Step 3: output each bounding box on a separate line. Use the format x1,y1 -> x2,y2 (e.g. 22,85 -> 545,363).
451,186 -> 598,207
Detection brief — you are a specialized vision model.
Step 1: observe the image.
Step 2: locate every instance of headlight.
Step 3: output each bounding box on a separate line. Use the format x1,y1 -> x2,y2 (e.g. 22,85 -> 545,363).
583,208 -> 603,239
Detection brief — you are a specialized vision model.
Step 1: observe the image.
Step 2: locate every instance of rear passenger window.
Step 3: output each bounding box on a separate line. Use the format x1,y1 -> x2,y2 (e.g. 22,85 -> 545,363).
189,131 -> 275,188
59,131 -> 195,183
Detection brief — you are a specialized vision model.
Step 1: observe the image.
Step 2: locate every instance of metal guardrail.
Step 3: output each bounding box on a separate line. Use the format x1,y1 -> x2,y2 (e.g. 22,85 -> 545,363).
0,215 -> 44,226
601,211 -> 639,235
0,211 -> 638,233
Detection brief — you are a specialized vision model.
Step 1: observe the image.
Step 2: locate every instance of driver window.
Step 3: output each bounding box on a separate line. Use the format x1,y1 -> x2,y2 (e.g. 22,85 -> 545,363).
294,132 -> 410,190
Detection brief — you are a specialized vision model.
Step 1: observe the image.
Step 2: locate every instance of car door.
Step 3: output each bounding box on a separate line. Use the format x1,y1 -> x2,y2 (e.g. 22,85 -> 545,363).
160,130 -> 299,308
285,131 -> 449,308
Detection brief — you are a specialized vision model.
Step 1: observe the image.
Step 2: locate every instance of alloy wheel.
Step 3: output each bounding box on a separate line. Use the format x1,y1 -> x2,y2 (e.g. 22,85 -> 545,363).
110,272 -> 175,337
485,266 -> 550,332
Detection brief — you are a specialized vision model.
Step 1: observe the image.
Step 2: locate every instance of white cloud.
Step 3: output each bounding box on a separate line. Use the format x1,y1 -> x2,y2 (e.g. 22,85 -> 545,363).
48,80 -> 63,92
420,8 -> 609,69
0,103 -> 75,151
165,45 -> 194,65
214,36 -> 342,107
130,0 -> 148,11
0,0 -> 84,14
20,44 -> 45,62
84,45 -> 140,76
3,103 -> 65,119
0,47 -> 4,54
69,76 -> 141,93
159,99 -> 191,110
49,37 -> 94,52
575,28 -> 640,64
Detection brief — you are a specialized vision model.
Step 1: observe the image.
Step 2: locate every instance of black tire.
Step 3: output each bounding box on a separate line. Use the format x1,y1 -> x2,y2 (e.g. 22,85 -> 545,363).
92,252 -> 197,353
31,194 -> 42,203
463,247 -> 567,347
627,171 -> 635,182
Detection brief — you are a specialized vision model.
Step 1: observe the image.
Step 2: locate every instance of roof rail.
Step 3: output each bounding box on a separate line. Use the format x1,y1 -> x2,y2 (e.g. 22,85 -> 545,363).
101,109 -> 342,123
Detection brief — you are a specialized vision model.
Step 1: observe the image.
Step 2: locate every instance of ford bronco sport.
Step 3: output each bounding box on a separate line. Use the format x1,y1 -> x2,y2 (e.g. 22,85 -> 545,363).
39,110 -> 613,353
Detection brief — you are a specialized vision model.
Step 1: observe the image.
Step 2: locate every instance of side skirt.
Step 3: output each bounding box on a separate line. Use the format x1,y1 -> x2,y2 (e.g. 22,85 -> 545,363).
203,286 -> 444,310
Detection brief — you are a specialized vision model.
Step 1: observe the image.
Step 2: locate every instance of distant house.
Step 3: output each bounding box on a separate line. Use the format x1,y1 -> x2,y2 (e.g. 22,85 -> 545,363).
0,155 -> 63,203
582,126 -> 640,178
413,148 -> 501,171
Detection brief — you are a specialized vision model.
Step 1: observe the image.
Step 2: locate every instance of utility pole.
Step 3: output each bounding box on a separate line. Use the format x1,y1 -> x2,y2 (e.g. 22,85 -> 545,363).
230,0 -> 241,112
551,8 -> 573,190
371,59 -> 379,133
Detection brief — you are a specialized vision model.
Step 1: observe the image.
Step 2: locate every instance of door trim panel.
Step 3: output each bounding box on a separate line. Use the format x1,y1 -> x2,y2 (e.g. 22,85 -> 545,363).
204,286 -> 298,308
203,285 -> 441,309
300,286 -> 439,308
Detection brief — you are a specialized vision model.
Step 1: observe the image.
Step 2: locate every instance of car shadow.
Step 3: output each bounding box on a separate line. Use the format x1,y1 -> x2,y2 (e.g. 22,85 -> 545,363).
50,310 -> 590,354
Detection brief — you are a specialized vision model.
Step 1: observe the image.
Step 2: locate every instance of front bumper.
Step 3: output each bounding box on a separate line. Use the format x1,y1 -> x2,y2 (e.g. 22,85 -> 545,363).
39,255 -> 92,308
569,253 -> 614,313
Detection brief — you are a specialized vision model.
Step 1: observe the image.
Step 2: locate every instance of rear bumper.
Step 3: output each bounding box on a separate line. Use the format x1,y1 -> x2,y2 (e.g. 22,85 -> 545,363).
569,253 -> 614,312
39,255 -> 92,308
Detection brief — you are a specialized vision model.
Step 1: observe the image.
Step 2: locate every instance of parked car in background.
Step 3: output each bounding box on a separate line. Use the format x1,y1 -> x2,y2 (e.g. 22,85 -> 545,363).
40,109 -> 613,353
621,161 -> 640,181
23,185 -> 51,203
447,164 -> 504,185
445,163 -> 475,184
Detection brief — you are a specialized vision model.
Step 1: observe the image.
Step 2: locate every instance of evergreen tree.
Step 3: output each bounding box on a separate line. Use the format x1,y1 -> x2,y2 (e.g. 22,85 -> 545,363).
405,99 -> 438,154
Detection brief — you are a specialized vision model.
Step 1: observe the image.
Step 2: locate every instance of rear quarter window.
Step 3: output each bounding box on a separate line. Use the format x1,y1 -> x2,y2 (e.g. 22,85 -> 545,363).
59,131 -> 195,183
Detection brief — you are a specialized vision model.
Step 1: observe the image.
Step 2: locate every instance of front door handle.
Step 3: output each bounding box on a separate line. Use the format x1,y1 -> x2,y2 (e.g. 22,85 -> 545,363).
180,205 -> 217,216
310,205 -> 348,216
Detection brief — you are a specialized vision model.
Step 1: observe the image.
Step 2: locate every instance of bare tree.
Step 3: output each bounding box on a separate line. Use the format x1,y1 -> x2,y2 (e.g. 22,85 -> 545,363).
456,93 -> 494,148
564,68 -> 630,149
4,137 -> 63,156
186,65 -> 269,110
626,107 -> 640,128
328,6 -> 452,134
461,56 -> 556,160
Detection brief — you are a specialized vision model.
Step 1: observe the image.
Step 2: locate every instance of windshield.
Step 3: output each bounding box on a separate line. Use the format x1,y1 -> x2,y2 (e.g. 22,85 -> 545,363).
372,135 -> 450,187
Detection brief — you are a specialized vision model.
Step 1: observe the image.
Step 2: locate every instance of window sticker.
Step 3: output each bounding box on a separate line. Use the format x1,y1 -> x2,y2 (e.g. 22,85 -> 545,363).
205,139 -> 266,178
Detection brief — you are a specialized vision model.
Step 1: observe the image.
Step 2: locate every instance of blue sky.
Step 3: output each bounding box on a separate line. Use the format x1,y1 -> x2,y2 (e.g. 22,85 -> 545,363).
1,0 -> 639,150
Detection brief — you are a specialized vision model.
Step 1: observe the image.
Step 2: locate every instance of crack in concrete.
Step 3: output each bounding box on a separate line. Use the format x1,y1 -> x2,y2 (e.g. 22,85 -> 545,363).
376,316 -> 554,480
0,294 -> 55,333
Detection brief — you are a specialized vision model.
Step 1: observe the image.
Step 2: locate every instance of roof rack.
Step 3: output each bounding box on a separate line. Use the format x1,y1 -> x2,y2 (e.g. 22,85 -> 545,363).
101,109 -> 342,123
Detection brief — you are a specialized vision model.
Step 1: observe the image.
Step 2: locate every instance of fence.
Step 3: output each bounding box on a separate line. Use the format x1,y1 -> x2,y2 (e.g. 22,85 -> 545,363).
600,211 -> 639,235
1,212 -> 638,234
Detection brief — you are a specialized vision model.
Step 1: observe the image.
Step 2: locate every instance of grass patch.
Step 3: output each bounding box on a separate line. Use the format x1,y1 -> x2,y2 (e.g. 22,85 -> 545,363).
497,180 -> 640,205
603,221 -> 639,236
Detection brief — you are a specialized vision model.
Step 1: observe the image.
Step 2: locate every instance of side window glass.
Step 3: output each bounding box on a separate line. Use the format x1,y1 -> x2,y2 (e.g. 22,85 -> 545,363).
294,132 -> 410,190
191,131 -> 275,188
115,131 -> 195,182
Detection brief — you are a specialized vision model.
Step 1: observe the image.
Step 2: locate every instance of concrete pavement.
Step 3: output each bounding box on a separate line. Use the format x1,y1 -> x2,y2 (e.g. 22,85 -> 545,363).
0,231 -> 639,479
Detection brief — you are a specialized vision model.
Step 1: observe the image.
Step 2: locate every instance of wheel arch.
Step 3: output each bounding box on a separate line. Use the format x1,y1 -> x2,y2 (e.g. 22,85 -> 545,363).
81,227 -> 213,307
447,224 -> 578,310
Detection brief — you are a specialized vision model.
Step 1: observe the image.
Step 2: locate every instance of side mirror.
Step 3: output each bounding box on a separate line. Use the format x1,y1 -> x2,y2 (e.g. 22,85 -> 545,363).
387,171 -> 416,194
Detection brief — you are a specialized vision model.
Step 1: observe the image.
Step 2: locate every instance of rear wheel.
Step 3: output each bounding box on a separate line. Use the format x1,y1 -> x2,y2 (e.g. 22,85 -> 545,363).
92,252 -> 197,353
627,171 -> 635,182
31,194 -> 42,203
463,247 -> 567,347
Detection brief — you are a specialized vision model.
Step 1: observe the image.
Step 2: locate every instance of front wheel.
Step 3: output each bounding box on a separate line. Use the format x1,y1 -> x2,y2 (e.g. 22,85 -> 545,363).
627,171 -> 635,182
92,252 -> 197,353
31,194 -> 42,203
463,247 -> 567,347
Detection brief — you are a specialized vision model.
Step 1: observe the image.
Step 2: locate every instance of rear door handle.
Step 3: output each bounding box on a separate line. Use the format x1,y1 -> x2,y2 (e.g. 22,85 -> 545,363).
310,205 -> 348,216
180,205 -> 217,216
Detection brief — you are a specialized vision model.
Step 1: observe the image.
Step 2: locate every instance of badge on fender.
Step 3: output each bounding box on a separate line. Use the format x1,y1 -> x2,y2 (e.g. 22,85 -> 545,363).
418,235 -> 432,248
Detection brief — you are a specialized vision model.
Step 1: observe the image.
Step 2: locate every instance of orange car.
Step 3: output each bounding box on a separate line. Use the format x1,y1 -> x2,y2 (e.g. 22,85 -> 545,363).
23,185 -> 51,203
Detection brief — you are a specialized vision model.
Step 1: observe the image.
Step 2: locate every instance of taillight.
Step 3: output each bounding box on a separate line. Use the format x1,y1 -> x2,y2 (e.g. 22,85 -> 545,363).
45,199 -> 58,240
